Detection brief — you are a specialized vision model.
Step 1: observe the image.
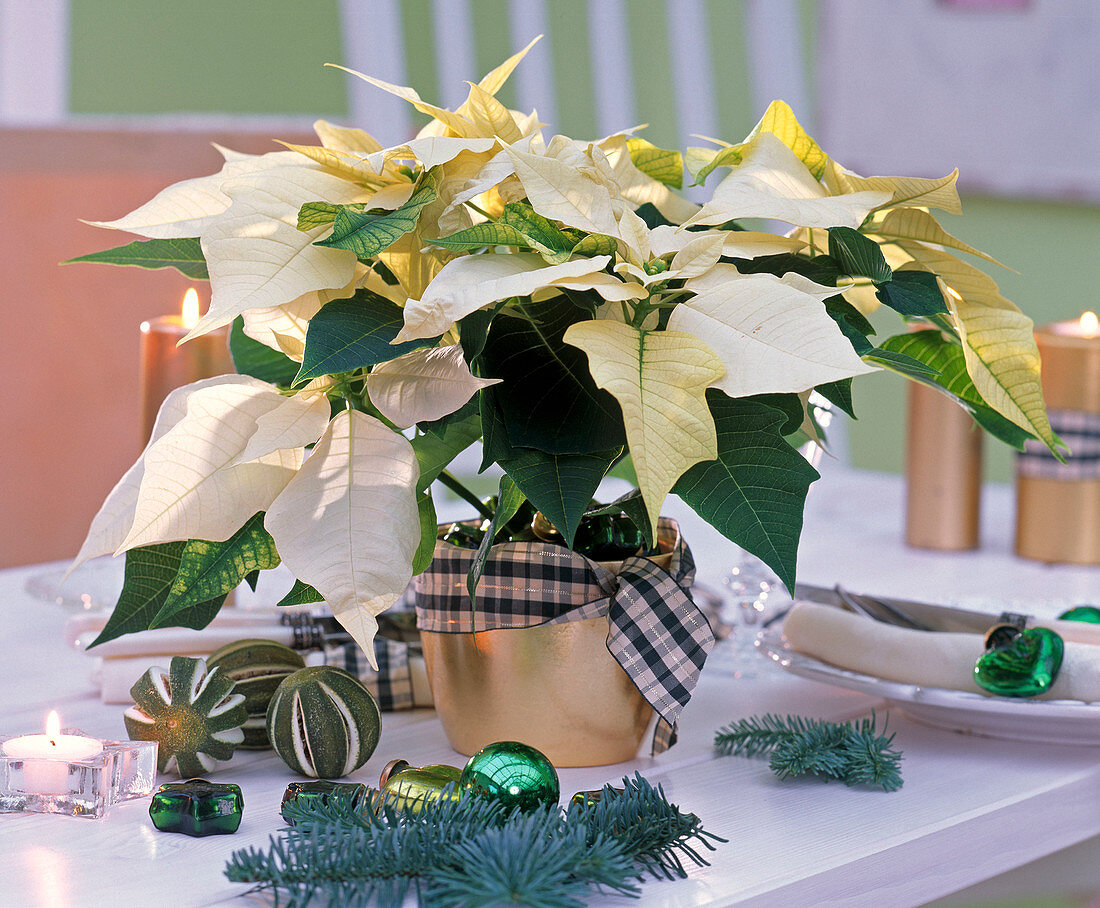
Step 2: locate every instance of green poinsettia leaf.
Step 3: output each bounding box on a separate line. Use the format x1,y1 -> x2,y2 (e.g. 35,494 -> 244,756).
479,299 -> 627,455
632,203 -> 676,230
244,570 -> 261,592
154,513 -> 281,626
725,253 -> 841,286
814,379 -> 856,419
499,203 -> 577,263
499,446 -> 621,549
479,387 -> 513,471
458,305 -> 503,365
315,171 -> 438,259
64,237 -> 208,280
229,317 -> 300,385
627,137 -> 684,189
297,201 -> 350,231
673,392 -> 820,593
827,227 -> 892,284
277,578 -> 325,608
877,330 -> 1036,449
874,269 -> 948,318
606,452 -> 638,485
823,297 -> 875,356
296,289 -> 440,385
863,346 -> 940,379
88,543 -> 227,648
426,221 -> 532,252
569,233 -> 618,257
467,475 -> 526,600
412,491 -> 439,576
428,203 -> 579,266
419,396 -> 479,437
744,393 -> 806,435
411,409 -> 483,492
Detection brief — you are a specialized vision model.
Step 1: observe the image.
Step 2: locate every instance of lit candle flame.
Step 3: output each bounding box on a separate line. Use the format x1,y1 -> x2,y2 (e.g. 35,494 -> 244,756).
1080,310 -> 1099,337
45,710 -> 61,742
181,288 -> 201,329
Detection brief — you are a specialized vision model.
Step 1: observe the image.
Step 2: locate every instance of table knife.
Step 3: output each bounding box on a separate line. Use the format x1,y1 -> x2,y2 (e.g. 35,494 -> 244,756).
794,583 -> 1100,645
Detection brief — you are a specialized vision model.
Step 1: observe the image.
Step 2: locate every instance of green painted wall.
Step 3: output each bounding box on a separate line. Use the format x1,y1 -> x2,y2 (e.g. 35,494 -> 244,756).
848,197 -> 1100,482
69,0 -> 347,117
65,0 -> 1100,479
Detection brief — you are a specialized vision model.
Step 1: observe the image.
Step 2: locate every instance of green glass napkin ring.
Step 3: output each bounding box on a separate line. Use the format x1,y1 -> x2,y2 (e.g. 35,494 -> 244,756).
974,627 -> 1064,698
1058,605 -> 1100,624
149,778 -> 243,836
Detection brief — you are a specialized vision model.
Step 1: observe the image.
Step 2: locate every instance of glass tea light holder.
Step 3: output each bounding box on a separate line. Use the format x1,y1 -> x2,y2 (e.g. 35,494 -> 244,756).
0,711 -> 158,819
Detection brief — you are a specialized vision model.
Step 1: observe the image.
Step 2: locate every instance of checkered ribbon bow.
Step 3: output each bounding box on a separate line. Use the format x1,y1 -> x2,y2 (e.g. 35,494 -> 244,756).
325,635 -> 417,712
412,518 -> 715,754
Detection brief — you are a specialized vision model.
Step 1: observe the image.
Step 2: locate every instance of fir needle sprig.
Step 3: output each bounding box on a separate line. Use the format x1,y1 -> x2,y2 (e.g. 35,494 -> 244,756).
225,773 -> 725,907
714,712 -> 904,792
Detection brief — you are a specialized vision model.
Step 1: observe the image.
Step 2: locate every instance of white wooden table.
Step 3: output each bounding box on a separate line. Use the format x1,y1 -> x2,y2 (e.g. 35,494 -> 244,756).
1,466 -> 1098,907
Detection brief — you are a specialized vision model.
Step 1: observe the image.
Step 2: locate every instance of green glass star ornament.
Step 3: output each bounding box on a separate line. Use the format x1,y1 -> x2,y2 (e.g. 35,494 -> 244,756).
150,778 -> 243,836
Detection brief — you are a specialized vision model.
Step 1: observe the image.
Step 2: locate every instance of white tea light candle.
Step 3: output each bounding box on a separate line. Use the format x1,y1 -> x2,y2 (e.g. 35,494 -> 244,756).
1,711 -> 103,793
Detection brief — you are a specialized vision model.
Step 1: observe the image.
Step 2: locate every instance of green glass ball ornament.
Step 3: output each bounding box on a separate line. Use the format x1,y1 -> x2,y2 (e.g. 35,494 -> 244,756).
572,514 -> 645,561
206,639 -> 305,749
267,666 -> 381,778
459,741 -> 560,812
381,766 -> 462,813
974,627 -> 1064,698
1058,605 -> 1100,624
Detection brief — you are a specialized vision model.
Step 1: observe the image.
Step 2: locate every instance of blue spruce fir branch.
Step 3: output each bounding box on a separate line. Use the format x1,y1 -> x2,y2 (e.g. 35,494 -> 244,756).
424,811 -> 638,907
225,775 -> 725,905
714,712 -> 903,792
567,773 -> 727,881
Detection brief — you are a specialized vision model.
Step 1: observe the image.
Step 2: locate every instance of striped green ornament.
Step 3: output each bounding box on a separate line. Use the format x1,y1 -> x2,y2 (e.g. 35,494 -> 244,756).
206,639 -> 306,749
266,666 -> 381,778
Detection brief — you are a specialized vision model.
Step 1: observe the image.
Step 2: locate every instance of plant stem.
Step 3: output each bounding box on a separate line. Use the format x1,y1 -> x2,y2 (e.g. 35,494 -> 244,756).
465,201 -> 494,220
438,470 -> 493,520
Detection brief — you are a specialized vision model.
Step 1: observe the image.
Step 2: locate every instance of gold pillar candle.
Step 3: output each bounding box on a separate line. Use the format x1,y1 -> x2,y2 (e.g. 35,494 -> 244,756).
139,289 -> 234,445
1015,312 -> 1100,565
905,381 -> 983,550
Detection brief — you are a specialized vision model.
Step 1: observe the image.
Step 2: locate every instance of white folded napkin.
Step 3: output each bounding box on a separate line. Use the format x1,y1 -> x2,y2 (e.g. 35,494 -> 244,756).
783,601 -> 1100,702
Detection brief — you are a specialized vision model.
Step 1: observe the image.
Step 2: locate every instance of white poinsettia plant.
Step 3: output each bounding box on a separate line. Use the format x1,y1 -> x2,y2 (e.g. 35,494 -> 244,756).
71,41 -> 1060,661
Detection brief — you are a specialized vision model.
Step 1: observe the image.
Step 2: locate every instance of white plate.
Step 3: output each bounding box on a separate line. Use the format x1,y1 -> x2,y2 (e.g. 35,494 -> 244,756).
24,556 -> 124,611
756,627 -> 1100,745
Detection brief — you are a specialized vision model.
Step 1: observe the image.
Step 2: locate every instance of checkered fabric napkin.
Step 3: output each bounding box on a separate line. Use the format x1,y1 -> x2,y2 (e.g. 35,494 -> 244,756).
325,634 -> 415,712
1018,409 -> 1100,479
413,518 -> 714,754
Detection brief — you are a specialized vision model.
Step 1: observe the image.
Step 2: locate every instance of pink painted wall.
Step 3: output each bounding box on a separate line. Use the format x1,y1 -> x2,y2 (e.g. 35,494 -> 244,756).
0,129 -> 313,567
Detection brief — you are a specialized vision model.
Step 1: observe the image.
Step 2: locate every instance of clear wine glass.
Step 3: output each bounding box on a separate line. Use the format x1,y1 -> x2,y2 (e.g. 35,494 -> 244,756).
709,394 -> 830,677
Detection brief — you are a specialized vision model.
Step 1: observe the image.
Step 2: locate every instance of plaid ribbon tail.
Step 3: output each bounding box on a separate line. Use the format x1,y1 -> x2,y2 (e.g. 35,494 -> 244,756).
606,556 -> 715,749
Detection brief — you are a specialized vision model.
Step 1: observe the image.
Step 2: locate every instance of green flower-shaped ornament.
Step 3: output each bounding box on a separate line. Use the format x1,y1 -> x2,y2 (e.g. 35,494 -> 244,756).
124,656 -> 248,777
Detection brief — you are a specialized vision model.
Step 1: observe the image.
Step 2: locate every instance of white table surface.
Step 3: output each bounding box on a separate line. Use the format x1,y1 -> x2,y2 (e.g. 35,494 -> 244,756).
1,465 -> 1098,907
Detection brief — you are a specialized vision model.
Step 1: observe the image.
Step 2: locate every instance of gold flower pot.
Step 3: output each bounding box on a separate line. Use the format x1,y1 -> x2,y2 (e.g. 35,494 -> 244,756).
420,616 -> 654,766
417,521 -> 683,766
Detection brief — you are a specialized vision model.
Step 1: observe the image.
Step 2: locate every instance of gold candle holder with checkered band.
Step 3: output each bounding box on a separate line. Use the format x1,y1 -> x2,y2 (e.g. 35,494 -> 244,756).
1015,312 -> 1100,565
